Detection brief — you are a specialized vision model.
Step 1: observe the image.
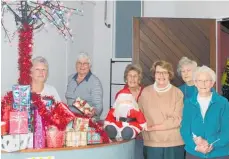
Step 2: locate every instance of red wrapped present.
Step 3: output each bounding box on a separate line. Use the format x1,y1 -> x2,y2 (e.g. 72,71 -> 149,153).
1,104 -> 12,133
9,111 -> 28,134
87,127 -> 103,144
46,126 -> 65,148
1,122 -> 7,135
50,102 -> 75,130
73,118 -> 89,131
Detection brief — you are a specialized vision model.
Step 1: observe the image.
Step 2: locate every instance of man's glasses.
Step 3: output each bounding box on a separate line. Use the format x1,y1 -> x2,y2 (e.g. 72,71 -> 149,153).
77,62 -> 89,67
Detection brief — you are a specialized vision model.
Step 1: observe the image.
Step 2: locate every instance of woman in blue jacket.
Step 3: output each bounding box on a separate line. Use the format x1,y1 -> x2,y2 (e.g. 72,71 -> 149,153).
180,66 -> 229,159
177,57 -> 198,100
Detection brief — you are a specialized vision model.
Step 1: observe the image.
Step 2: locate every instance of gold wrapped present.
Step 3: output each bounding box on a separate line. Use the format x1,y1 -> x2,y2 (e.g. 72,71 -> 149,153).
65,129 -> 87,147
73,118 -> 89,132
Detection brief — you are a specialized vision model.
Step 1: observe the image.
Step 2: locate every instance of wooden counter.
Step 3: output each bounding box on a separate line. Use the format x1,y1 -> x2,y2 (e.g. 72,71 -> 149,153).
1,139 -> 135,159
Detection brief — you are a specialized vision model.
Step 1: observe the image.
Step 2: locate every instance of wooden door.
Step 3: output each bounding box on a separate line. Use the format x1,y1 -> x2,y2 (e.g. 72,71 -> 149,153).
133,17 -> 216,87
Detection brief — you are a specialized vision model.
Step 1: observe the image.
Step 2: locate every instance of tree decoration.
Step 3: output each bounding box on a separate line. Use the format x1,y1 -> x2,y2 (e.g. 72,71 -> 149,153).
1,0 -> 83,42
1,0 -> 109,144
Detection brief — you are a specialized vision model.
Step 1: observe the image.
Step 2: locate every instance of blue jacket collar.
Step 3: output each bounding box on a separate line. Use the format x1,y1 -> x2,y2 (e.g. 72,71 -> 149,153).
190,90 -> 218,106
73,71 -> 92,82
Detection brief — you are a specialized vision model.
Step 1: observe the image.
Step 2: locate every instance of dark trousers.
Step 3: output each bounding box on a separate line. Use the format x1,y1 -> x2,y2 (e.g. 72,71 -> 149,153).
186,153 -> 229,159
143,145 -> 185,159
135,139 -> 144,159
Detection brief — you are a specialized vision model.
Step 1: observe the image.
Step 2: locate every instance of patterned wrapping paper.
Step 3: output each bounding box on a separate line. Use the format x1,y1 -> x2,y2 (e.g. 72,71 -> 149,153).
12,85 -> 32,132
73,118 -> 89,132
65,129 -> 87,147
9,111 -> 28,134
1,133 -> 33,152
33,108 -> 46,149
46,126 -> 65,148
87,127 -> 102,144
42,97 -> 54,113
12,85 -> 31,107
72,97 -> 94,114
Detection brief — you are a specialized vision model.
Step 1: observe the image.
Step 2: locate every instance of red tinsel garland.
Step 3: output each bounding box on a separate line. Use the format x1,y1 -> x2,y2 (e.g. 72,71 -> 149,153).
18,23 -> 33,85
1,22 -> 110,144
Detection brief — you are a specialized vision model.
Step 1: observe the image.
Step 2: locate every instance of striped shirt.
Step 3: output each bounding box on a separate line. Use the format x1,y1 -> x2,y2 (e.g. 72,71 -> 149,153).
65,71 -> 103,117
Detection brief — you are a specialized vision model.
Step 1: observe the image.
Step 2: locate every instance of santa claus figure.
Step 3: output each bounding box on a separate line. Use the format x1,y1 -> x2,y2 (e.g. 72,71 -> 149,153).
104,89 -> 147,140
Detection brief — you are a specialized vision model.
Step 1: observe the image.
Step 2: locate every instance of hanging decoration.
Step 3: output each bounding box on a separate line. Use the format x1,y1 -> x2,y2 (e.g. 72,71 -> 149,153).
1,0 -> 109,144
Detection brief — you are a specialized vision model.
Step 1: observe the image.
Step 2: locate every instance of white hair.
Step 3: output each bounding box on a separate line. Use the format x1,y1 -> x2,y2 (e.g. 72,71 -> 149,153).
76,52 -> 92,67
32,56 -> 49,69
193,65 -> 216,82
177,57 -> 197,76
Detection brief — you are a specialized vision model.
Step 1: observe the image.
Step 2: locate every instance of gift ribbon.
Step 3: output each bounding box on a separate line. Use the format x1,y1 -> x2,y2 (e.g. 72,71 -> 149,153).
10,111 -> 27,133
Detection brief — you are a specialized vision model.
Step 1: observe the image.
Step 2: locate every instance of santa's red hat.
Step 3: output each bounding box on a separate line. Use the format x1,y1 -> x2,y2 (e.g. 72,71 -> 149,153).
113,87 -> 139,110
115,86 -> 131,100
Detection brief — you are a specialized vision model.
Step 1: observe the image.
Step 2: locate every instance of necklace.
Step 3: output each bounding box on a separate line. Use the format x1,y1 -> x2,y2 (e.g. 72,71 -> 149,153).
153,83 -> 172,93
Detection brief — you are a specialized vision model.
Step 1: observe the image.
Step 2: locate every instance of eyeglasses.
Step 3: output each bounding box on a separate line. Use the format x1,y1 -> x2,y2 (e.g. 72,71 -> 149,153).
127,75 -> 139,79
34,68 -> 48,73
195,80 -> 212,84
155,71 -> 169,76
77,62 -> 89,67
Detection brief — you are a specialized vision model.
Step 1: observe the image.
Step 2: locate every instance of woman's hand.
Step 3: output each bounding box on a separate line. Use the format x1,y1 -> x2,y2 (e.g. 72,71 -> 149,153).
194,136 -> 209,147
195,144 -> 213,154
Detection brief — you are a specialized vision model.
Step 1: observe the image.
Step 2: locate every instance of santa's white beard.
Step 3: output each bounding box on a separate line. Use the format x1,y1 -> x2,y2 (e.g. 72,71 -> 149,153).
114,104 -> 133,121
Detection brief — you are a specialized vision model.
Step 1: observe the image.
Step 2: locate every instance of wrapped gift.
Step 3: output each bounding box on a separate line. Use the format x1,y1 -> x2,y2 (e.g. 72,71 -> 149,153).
50,102 -> 75,130
1,133 -> 33,152
73,118 -> 89,131
12,85 -> 32,132
12,85 -> 30,109
87,127 -> 102,144
1,104 -> 12,133
46,126 -> 65,148
1,122 -> 7,135
66,120 -> 73,131
33,108 -> 46,149
9,111 -> 28,134
20,133 -> 33,149
65,129 -> 87,147
42,97 -> 55,112
72,97 -> 94,114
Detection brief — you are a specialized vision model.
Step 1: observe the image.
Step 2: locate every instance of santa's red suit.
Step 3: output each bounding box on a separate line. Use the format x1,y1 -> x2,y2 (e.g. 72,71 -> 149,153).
104,88 -> 146,139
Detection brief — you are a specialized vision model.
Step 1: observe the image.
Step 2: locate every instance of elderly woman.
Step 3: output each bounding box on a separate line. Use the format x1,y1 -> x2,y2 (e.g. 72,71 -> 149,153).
31,56 -> 61,102
180,66 -> 229,159
116,64 -> 144,101
139,60 -> 185,159
65,52 -> 103,119
104,64 -> 145,140
177,57 -> 198,100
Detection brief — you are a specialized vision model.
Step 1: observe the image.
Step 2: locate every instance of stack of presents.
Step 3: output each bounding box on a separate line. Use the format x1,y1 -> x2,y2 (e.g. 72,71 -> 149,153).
1,85 -> 103,152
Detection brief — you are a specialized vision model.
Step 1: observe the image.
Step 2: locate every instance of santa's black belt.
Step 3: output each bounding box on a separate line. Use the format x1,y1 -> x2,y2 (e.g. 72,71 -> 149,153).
119,117 -> 136,122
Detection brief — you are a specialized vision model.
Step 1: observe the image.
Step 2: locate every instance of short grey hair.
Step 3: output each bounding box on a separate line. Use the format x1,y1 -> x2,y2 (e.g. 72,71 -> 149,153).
193,65 -> 216,82
177,57 -> 197,76
76,52 -> 92,67
32,56 -> 49,69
